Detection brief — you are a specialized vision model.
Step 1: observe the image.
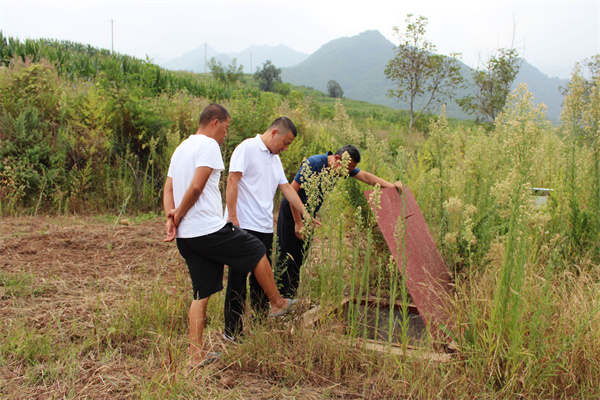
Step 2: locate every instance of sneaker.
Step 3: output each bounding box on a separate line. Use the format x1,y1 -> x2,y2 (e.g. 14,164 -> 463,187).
222,332 -> 238,344
199,351 -> 221,367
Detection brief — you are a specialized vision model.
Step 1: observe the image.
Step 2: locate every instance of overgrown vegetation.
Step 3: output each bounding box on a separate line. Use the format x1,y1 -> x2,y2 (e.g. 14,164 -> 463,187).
2,32 -> 600,398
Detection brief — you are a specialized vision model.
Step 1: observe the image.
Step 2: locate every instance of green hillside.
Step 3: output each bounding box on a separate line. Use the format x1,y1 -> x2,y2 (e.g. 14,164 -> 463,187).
291,84 -> 472,133
281,30 -> 568,122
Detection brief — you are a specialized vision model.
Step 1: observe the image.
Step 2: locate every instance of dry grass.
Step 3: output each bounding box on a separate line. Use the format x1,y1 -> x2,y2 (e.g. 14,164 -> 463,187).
0,215 -> 443,399
3,215 -> 600,399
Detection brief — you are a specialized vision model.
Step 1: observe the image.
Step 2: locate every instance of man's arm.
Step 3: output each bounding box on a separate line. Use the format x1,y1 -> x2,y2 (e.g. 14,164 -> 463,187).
226,171 -> 242,227
353,170 -> 403,191
168,166 -> 213,227
163,176 -> 177,242
279,182 -> 304,217
280,181 -> 322,241
286,180 -> 308,240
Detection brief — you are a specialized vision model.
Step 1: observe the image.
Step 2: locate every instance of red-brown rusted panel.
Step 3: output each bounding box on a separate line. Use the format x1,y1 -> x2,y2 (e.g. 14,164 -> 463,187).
364,186 -> 453,343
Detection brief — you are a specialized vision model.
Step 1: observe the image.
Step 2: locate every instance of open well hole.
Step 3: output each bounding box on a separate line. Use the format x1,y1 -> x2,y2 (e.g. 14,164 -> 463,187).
345,297 -> 426,346
300,297 -> 453,362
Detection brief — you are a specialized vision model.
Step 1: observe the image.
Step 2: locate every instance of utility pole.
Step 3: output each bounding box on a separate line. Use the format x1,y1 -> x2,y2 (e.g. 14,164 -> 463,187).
111,19 -> 114,54
250,53 -> 252,74
204,42 -> 207,73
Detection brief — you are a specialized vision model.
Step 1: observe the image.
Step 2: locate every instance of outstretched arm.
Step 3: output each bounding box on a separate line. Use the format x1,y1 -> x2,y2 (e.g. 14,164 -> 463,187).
353,170 -> 403,191
226,171 -> 242,227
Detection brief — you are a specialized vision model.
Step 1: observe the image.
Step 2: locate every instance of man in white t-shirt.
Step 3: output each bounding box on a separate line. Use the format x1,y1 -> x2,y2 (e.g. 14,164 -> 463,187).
223,117 -> 310,343
163,104 -> 296,368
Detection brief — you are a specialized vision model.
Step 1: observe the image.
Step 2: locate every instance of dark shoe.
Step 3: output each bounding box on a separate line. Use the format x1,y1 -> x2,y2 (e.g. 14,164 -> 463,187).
268,298 -> 298,317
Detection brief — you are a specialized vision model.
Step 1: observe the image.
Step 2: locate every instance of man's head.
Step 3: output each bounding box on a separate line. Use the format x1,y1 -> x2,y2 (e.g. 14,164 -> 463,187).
198,103 -> 231,144
264,117 -> 297,155
333,145 -> 360,174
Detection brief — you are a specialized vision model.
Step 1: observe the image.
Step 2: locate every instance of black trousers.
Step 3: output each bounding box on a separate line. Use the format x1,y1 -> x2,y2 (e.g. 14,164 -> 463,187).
223,229 -> 272,338
275,197 -> 308,298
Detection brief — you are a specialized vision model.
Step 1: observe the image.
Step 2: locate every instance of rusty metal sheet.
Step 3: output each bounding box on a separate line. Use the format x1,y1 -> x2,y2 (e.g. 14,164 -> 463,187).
364,186 -> 453,343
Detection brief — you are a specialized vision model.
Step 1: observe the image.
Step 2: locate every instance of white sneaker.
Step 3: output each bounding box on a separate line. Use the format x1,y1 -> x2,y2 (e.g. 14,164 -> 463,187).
222,332 -> 238,344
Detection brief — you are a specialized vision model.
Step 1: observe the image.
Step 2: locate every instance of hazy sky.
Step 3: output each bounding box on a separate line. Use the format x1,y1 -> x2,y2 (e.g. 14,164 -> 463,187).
1,0 -> 598,79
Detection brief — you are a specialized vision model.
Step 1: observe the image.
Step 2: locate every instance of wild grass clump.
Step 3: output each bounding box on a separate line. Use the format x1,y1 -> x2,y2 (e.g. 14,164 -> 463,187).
275,79 -> 600,397
228,318 -> 459,398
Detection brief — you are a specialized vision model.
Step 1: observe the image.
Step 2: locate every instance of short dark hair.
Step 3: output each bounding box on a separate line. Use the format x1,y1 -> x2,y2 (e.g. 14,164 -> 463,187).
269,116 -> 297,137
335,145 -> 361,164
199,103 -> 231,127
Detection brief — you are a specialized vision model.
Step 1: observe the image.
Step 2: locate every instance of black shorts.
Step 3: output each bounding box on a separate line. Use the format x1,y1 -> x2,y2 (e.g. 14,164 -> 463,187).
176,222 -> 267,300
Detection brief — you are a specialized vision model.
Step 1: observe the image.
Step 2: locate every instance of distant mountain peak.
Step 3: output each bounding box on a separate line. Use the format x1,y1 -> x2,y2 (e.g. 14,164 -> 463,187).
357,29 -> 387,38
244,43 -> 304,52
157,42 -> 309,74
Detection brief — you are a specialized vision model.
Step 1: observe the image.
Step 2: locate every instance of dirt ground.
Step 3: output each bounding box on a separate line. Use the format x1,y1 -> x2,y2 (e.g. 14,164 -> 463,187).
1,215 -> 368,399
1,216 -> 181,398
0,215 -> 181,333
1,215 -> 173,282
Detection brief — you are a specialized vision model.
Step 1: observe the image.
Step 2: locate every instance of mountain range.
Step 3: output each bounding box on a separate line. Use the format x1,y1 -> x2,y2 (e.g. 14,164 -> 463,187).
154,43 -> 307,74
155,30 -> 568,123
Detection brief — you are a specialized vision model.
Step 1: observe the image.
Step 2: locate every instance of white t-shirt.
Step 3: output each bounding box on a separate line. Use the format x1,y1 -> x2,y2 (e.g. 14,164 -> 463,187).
167,134 -> 226,238
228,135 -> 288,233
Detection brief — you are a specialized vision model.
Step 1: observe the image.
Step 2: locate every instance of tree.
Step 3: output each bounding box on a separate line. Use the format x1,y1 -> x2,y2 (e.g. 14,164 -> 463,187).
327,80 -> 344,98
208,57 -> 244,86
384,14 -> 464,130
254,60 -> 281,92
458,48 -> 521,124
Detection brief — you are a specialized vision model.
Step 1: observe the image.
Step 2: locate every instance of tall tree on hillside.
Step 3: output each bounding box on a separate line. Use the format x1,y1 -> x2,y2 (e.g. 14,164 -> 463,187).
384,14 -> 464,131
458,48 -> 521,124
254,60 -> 281,92
327,80 -> 344,98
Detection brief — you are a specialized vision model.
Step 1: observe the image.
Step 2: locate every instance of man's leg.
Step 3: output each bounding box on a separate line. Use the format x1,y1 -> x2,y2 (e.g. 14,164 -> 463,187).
249,272 -> 270,317
252,254 -> 289,313
280,235 -> 305,298
223,270 -> 248,339
176,237 -> 224,365
189,297 -> 209,365
276,200 -> 306,298
188,223 -> 290,316
248,231 -> 273,318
